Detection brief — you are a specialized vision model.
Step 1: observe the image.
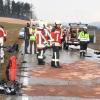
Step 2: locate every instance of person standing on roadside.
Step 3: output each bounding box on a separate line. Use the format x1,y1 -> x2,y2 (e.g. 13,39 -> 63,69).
29,24 -> 37,54
24,23 -> 30,54
51,21 -> 62,68
0,25 -> 7,60
78,27 -> 90,56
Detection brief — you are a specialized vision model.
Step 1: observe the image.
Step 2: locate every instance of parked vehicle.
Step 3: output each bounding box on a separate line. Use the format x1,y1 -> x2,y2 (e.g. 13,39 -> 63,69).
64,23 -> 96,50
18,28 -> 24,39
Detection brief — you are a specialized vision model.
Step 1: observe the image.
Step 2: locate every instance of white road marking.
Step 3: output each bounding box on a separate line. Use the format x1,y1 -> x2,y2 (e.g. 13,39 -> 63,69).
22,67 -> 29,100
23,72 -> 29,85
22,96 -> 29,100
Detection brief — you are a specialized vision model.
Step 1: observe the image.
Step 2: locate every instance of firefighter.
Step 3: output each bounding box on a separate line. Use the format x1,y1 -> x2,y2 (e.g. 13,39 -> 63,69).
43,24 -> 53,48
29,24 -> 37,54
0,25 -> 7,60
51,21 -> 62,68
78,27 -> 90,57
35,23 -> 47,65
24,23 -> 30,54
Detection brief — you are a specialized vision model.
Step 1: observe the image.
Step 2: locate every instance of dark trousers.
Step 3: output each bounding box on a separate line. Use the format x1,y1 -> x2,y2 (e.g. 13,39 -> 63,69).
37,48 -> 45,65
80,42 -> 88,50
25,39 -> 29,53
30,41 -> 36,54
51,45 -> 60,68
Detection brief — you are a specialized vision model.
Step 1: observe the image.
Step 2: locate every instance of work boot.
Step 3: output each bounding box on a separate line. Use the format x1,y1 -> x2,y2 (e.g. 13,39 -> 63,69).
25,51 -> 29,54
41,61 -> 45,65
83,51 -> 86,57
80,52 -> 82,57
43,55 -> 46,59
38,59 -> 45,65
51,61 -> 60,68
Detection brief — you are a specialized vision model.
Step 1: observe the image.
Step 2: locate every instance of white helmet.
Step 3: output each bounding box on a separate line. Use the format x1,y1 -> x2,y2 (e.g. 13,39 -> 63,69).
55,21 -> 61,25
38,23 -> 44,29
83,26 -> 87,29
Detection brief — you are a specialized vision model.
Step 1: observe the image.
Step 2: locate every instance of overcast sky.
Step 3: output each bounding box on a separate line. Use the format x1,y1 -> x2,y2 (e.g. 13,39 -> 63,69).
15,0 -> 100,23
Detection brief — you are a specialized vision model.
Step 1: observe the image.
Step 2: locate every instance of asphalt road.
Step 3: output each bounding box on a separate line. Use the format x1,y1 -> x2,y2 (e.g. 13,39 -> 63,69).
0,44 -> 100,100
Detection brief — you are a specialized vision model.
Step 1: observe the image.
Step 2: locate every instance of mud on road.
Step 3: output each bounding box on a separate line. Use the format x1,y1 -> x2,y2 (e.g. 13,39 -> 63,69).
17,46 -> 100,99
0,44 -> 100,100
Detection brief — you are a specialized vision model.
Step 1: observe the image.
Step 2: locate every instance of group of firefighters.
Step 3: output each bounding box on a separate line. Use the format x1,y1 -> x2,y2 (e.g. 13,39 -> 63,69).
24,21 -> 62,67
0,21 -> 90,68
24,20 -> 90,68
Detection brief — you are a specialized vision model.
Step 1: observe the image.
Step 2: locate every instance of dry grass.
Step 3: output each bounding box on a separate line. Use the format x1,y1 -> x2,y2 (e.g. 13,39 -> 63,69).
0,22 -> 24,80
89,29 -> 100,51
0,17 -> 28,80
0,17 -> 28,25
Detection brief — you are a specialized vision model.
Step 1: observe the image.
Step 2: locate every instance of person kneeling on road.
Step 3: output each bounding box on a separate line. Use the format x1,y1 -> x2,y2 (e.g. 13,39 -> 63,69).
29,24 -> 37,54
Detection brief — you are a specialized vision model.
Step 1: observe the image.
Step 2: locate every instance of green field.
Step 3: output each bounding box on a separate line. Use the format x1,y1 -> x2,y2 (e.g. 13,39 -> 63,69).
0,22 -> 24,45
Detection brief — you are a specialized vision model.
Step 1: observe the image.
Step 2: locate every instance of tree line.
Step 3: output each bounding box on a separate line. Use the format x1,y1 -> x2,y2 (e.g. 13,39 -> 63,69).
0,0 -> 37,20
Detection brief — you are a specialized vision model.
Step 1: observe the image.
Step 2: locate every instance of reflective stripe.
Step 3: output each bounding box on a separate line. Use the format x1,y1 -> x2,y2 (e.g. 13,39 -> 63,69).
54,42 -> 60,46
56,34 -> 59,41
78,31 -> 90,41
45,29 -> 52,40
0,37 -> 4,59
38,56 -> 43,59
37,44 -> 45,48
38,31 -> 46,45
41,50 -> 43,57
55,52 -> 57,66
52,59 -> 59,62
52,52 -> 59,65
38,50 -> 43,59
39,32 -> 41,45
79,38 -> 89,41
80,50 -> 86,52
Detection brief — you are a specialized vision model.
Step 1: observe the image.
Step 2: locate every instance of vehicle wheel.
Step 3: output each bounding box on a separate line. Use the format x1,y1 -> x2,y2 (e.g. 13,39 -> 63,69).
83,52 -> 86,57
80,52 -> 85,58
80,52 -> 83,57
65,45 -> 69,50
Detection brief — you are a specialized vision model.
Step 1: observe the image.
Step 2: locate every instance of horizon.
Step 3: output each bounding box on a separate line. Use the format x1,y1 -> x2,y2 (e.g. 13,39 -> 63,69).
14,0 -> 100,23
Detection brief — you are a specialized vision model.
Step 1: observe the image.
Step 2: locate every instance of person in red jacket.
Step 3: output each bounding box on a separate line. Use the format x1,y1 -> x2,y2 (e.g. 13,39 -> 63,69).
51,21 -> 62,68
35,24 -> 47,65
0,25 -> 7,60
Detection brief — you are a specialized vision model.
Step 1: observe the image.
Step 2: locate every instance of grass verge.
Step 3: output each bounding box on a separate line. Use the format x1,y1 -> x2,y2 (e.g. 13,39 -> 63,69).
0,22 -> 24,80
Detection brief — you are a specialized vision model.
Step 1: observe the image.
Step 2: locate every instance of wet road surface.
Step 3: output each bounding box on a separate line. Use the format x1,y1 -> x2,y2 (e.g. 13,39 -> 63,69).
0,44 -> 100,100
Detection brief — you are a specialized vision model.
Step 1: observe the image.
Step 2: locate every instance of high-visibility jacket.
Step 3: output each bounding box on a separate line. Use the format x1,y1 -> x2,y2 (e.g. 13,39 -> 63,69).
51,28 -> 61,45
36,29 -> 47,49
29,28 -> 37,41
78,31 -> 90,42
29,28 -> 37,35
0,28 -> 6,37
